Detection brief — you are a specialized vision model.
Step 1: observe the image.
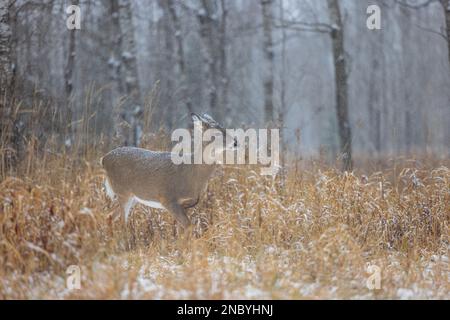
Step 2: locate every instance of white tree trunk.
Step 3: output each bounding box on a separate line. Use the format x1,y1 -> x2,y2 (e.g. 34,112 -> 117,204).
0,0 -> 12,93
440,0 -> 450,67
167,0 -> 193,116
65,0 -> 78,137
110,0 -> 142,146
261,0 -> 274,125
198,0 -> 219,119
327,0 -> 353,171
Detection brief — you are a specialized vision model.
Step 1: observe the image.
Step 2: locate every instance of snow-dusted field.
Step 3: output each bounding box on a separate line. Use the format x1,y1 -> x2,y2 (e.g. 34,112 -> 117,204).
1,162 -> 449,299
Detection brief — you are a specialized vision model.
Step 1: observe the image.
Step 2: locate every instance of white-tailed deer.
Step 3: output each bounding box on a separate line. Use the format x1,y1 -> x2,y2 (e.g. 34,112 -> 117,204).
101,113 -> 236,228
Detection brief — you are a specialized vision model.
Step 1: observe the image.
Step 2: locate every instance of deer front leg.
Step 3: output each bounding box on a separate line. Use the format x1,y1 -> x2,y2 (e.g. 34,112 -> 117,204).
163,199 -> 191,228
181,197 -> 200,209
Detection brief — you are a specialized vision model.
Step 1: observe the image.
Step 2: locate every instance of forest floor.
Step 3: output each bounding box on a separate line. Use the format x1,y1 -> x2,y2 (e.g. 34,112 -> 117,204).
0,153 -> 448,299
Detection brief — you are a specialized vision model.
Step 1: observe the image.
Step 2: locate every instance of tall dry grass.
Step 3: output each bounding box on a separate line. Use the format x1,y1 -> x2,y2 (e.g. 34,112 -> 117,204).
0,91 -> 449,299
0,142 -> 448,299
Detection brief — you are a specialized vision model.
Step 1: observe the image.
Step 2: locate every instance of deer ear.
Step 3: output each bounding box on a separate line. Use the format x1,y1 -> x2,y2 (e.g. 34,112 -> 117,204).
191,113 -> 202,123
200,113 -> 218,128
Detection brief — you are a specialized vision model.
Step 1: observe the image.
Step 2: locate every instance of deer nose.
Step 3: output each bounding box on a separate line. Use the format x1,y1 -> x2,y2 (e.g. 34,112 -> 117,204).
233,139 -> 238,148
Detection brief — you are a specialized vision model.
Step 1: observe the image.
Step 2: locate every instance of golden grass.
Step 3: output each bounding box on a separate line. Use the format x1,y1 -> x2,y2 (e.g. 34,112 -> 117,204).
0,146 -> 448,300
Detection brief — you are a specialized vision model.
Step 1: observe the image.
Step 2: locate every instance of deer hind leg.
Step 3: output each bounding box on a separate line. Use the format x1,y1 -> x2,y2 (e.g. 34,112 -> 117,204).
117,194 -> 135,223
117,194 -> 136,250
104,177 -> 133,222
104,178 -> 116,200
162,199 -> 191,229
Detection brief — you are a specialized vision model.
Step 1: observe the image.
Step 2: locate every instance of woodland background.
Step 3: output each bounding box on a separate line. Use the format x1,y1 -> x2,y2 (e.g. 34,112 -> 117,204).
0,0 -> 449,171
0,0 -> 449,300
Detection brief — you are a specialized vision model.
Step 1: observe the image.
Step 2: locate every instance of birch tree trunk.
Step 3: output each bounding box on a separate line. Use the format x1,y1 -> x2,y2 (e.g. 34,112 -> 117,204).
121,0 -> 142,145
0,0 -> 14,172
8,0 -> 16,95
441,0 -> 450,150
440,0 -> 450,66
278,0 -> 287,185
109,0 -> 125,143
120,0 -> 141,105
157,0 -> 176,128
368,49 -> 382,156
198,0 -> 219,119
167,0 -> 193,115
65,0 -> 78,138
261,0 -> 275,125
218,0 -> 229,124
110,0 -> 124,96
0,0 -> 12,95
109,0 -> 142,146
327,0 -> 353,171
